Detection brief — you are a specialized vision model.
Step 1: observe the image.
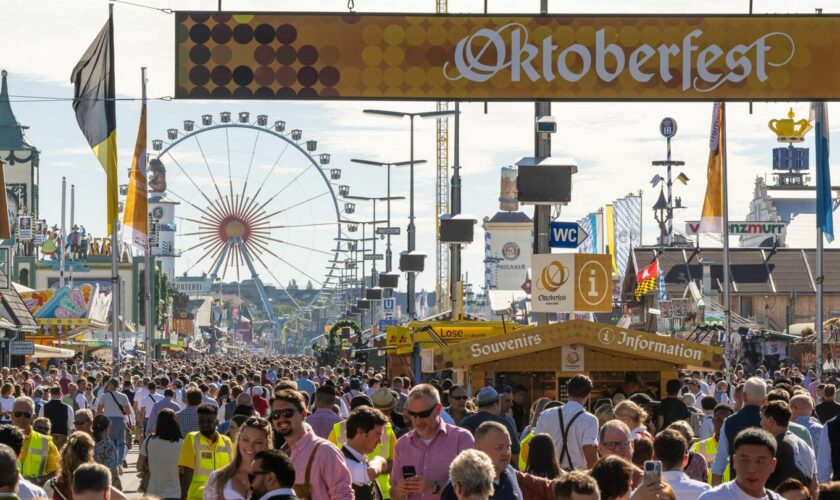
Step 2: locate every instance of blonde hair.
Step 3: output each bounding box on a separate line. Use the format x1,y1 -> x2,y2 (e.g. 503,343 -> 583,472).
614,400 -> 647,427
55,432 -> 95,498
408,383 -> 440,405
595,403 -> 615,428
449,449 -> 495,498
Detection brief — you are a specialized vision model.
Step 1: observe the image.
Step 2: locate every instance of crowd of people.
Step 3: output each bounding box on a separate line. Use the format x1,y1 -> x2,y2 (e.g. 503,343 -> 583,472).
0,355 -> 839,500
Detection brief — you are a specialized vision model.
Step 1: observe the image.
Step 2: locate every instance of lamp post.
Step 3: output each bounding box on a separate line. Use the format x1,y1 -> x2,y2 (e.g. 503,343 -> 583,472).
363,109 -> 456,319
350,159 -> 420,273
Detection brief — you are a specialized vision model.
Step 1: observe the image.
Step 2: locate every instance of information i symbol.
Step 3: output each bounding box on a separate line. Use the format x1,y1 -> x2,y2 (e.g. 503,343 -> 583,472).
588,269 -> 598,297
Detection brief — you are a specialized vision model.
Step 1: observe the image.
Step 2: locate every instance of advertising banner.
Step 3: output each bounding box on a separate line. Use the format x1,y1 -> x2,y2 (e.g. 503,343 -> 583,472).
176,13 -> 840,100
531,253 -> 612,313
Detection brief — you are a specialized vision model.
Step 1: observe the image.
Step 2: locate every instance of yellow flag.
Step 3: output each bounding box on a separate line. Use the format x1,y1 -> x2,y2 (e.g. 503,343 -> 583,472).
121,103 -> 148,250
605,204 -> 617,276
700,102 -> 725,233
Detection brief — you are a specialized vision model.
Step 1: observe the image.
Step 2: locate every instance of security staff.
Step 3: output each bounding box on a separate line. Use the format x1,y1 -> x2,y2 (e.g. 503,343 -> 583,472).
178,403 -> 233,500
694,404 -> 734,484
13,397 -> 59,483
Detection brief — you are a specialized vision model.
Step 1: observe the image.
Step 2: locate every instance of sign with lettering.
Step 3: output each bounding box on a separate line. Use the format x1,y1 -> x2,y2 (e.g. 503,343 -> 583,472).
386,325 -> 413,355
684,221 -> 786,236
531,254 -> 612,313
549,222 -> 589,249
176,14 -> 840,101
561,344 -> 585,372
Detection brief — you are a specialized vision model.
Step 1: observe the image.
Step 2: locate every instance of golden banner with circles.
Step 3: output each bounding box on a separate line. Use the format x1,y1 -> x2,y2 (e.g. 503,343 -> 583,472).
175,13 -> 840,100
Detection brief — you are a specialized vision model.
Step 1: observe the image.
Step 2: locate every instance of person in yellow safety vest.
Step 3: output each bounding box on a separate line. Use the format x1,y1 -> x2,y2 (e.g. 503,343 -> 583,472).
693,404 -> 734,484
329,408 -> 396,498
13,396 -> 59,482
178,404 -> 234,500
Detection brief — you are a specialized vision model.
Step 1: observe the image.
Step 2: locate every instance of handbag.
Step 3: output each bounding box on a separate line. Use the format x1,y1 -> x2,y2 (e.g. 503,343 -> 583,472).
137,438 -> 151,493
108,392 -> 132,435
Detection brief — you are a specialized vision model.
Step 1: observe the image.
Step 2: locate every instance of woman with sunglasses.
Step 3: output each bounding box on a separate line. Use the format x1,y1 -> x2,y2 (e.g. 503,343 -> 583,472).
204,417 -> 272,500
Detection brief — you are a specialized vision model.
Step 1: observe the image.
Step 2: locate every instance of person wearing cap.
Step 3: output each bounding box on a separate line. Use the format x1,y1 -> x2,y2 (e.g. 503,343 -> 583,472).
459,387 -> 520,467
252,386 -> 269,418
306,386 -> 343,439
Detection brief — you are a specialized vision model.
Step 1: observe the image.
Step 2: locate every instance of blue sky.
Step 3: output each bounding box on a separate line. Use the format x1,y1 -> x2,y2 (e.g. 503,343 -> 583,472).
2,0 -> 837,293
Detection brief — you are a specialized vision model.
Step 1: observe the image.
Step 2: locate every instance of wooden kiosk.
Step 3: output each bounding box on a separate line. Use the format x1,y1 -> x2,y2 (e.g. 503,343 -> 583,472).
436,320 -> 724,402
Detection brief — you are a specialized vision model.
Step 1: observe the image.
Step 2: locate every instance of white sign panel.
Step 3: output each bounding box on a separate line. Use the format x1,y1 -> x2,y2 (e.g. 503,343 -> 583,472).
561,344 -> 584,372
531,254 -> 574,312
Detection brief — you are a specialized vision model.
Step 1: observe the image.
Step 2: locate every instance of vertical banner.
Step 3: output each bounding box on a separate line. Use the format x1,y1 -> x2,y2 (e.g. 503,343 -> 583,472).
813,101 -> 833,242
605,204 -> 617,276
700,102 -> 725,233
613,194 -> 642,280
122,103 -> 148,250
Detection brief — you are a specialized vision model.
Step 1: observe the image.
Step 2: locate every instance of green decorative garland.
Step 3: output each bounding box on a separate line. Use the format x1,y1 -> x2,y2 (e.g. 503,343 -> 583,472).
315,319 -> 363,366
329,319 -> 363,344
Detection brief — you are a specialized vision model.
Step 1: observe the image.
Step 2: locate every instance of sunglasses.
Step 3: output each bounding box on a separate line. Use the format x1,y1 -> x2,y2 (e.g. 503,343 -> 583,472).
449,395 -> 467,401
406,404 -> 437,419
270,409 -> 297,420
13,411 -> 32,419
247,470 -> 271,483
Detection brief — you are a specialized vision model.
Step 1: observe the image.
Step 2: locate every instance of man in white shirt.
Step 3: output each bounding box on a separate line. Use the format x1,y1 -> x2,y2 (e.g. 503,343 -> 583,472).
534,375 -> 599,471
698,428 -> 784,500
654,429 -> 710,500
341,406 -> 388,499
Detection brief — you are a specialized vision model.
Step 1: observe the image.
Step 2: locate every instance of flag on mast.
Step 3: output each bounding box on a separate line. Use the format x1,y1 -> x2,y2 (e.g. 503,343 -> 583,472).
634,260 -> 658,300
699,102 -> 725,233
122,103 -> 148,250
812,101 -> 833,242
71,13 -> 118,236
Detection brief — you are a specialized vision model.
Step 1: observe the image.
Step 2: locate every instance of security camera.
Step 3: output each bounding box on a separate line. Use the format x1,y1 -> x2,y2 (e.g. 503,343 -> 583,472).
536,116 -> 557,134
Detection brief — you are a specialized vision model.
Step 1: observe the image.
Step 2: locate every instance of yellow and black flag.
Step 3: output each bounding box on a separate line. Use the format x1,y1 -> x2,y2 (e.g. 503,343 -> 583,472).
71,13 -> 118,235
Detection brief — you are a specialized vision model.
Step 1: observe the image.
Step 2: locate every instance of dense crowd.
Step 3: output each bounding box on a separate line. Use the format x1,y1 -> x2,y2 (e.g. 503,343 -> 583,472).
0,355 -> 839,500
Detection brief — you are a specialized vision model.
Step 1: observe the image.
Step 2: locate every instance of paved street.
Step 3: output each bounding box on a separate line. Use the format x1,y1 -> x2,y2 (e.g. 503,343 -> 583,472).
120,446 -> 142,498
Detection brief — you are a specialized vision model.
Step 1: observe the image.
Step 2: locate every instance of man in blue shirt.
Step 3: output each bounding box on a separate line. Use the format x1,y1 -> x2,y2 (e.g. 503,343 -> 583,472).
460,387 -> 520,466
295,370 -> 316,398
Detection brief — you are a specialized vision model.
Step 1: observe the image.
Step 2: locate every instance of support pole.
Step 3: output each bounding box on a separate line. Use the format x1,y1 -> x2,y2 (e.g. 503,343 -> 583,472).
70,184 -> 75,231
60,177 -> 66,289
666,136 -> 673,246
111,218 -> 120,376
450,101 -> 461,319
141,66 -> 153,373
407,116 -> 416,319
721,104 -> 733,382
817,224 -> 824,379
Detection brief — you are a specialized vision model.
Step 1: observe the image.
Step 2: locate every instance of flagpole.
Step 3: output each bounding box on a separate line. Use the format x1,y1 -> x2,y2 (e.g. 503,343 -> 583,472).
141,66 -> 153,374
721,103 -> 733,383
60,177 -> 66,289
108,1 -> 120,376
817,210 -> 824,380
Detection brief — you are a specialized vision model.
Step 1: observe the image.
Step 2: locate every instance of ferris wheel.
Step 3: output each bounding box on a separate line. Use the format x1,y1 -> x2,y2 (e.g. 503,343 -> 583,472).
150,111 -> 345,329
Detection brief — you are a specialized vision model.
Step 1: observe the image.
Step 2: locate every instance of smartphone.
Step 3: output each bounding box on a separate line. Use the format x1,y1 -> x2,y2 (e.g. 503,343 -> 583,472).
644,460 -> 662,486
402,465 -> 417,479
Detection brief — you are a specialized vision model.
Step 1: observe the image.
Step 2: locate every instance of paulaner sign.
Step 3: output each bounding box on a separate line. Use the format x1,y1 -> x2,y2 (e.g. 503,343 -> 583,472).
175,13 -> 840,100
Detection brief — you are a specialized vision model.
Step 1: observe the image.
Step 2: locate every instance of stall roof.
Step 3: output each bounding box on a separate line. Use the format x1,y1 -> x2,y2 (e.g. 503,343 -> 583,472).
439,320 -> 724,370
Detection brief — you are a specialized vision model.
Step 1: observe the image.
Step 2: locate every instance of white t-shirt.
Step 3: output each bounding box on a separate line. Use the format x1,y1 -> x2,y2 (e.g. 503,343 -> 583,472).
140,437 -> 183,499
697,481 -> 783,500
534,400 -> 599,471
0,395 -> 15,421
139,392 -> 164,419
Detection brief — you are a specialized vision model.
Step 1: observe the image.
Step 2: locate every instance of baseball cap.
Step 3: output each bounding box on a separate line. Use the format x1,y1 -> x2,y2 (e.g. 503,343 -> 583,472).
475,386 -> 500,406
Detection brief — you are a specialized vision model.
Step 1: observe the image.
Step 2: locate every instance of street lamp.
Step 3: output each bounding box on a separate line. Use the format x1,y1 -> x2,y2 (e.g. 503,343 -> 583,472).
351,158 -> 423,274
363,109 -> 455,319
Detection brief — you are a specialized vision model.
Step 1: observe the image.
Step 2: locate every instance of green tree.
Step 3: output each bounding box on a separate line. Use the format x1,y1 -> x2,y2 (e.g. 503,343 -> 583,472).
305,280 -> 314,290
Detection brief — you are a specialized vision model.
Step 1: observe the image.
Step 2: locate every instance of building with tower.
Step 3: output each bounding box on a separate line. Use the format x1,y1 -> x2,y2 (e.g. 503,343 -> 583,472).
0,71 -> 39,233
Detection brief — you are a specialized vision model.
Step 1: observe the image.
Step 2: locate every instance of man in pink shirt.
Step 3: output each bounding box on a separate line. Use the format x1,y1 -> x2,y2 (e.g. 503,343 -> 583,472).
391,384 -> 475,500
271,389 -> 353,499
305,385 -> 342,439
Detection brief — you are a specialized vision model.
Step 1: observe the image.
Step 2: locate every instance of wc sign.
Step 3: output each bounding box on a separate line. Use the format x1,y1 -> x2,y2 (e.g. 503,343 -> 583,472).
549,222 -> 590,249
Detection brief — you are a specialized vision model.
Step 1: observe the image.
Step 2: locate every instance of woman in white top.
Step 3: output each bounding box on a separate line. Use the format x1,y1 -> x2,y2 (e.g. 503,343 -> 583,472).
204,416 -> 272,500
138,408 -> 183,500
0,383 -> 15,424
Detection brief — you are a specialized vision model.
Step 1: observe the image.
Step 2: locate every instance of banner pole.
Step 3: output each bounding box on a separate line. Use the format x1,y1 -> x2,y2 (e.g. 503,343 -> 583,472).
721,103 -> 733,384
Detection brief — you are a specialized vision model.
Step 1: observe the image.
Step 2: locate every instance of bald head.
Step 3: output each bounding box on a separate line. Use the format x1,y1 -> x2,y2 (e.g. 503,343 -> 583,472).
789,394 -> 814,419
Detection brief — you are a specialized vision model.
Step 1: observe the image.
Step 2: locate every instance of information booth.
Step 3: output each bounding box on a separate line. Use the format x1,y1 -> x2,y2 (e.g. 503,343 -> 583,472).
436,320 -> 724,404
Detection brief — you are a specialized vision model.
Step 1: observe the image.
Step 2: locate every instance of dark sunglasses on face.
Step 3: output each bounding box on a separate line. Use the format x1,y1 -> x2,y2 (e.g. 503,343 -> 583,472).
450,395 -> 467,401
13,411 -> 32,419
270,409 -> 296,420
247,470 -> 271,483
406,404 -> 437,419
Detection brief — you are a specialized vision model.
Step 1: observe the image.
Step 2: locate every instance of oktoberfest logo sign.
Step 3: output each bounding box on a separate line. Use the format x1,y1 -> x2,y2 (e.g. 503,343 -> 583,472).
175,13 -> 840,100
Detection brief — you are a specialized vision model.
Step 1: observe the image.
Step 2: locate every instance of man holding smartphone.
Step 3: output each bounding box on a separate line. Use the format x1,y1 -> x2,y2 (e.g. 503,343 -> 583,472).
391,384 -> 474,499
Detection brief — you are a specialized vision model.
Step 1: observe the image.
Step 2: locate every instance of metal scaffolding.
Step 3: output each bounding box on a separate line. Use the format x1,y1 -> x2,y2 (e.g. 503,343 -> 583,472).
435,0 -> 450,313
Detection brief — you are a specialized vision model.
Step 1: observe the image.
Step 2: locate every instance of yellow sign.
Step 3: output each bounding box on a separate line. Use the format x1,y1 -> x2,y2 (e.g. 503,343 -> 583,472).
441,320 -> 724,370
407,321 -> 518,343
386,326 -> 413,355
531,254 -> 612,313
176,14 -> 840,101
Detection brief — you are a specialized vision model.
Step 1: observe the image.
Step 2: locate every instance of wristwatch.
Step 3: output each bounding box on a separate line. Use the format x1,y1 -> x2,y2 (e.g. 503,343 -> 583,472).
432,481 -> 441,494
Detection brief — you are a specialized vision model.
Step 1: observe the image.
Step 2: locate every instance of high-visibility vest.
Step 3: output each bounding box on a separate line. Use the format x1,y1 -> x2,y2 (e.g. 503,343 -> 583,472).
187,432 -> 233,500
19,431 -> 50,479
519,431 -> 534,470
693,436 -> 730,484
329,420 -> 395,499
